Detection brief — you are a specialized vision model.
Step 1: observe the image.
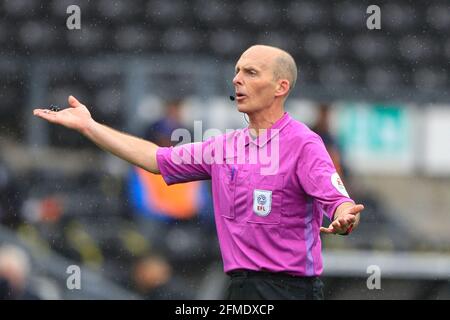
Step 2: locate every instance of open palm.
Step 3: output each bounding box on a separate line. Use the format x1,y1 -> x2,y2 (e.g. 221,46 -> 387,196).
33,96 -> 92,133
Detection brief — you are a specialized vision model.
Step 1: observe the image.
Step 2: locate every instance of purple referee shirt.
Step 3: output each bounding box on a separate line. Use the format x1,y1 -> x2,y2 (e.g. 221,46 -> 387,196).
156,112 -> 354,276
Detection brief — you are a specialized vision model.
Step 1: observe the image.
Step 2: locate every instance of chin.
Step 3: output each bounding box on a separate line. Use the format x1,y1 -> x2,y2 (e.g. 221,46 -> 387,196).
237,106 -> 246,113
237,103 -> 252,114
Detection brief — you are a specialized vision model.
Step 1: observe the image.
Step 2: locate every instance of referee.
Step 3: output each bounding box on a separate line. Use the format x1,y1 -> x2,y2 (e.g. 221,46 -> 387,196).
33,45 -> 364,300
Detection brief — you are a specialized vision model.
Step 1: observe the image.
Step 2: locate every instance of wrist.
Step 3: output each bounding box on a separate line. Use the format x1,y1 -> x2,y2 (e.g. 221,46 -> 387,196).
81,118 -> 97,137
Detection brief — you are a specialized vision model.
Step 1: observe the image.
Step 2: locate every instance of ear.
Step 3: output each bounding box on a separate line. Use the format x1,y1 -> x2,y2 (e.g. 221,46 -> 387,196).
274,79 -> 290,97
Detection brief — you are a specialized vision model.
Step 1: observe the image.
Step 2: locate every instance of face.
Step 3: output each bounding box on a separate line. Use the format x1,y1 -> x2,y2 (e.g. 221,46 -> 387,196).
232,47 -> 278,114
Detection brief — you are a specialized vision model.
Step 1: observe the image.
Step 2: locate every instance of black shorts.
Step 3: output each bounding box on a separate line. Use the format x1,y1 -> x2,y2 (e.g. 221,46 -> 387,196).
226,270 -> 324,300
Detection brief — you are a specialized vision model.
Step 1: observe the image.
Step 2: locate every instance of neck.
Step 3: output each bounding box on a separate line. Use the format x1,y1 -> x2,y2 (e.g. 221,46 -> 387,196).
247,106 -> 284,137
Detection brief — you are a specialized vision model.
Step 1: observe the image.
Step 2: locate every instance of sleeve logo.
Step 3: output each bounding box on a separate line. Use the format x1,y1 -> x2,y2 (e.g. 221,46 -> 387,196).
331,172 -> 350,197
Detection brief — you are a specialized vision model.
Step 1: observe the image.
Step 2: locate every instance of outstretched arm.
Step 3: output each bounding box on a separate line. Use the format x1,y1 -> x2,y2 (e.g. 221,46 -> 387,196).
33,95 -> 161,174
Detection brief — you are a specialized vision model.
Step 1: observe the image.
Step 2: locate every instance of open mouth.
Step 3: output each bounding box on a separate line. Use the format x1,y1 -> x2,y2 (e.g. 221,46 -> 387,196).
236,93 -> 247,101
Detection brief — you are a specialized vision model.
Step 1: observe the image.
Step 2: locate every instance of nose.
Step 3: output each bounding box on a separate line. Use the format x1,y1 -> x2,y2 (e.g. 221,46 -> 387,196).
233,71 -> 243,86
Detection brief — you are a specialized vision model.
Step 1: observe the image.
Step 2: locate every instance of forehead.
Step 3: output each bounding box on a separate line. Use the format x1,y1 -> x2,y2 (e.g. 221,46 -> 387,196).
235,48 -> 275,70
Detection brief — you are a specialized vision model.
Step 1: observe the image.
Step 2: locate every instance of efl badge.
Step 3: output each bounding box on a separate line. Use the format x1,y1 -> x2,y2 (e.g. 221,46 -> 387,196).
253,189 -> 272,217
331,172 -> 350,197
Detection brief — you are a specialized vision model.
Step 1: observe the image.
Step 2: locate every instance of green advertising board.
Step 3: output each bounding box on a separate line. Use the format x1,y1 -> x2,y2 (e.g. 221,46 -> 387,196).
337,103 -> 414,174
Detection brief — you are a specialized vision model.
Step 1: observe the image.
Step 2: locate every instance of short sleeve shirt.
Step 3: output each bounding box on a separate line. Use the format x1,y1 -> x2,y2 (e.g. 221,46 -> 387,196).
156,112 -> 354,276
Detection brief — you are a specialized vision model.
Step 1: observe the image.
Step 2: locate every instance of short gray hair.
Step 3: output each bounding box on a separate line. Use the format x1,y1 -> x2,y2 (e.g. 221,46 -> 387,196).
273,52 -> 298,93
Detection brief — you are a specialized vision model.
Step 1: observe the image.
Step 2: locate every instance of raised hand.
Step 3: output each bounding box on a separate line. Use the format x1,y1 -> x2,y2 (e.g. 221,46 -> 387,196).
33,95 -> 93,134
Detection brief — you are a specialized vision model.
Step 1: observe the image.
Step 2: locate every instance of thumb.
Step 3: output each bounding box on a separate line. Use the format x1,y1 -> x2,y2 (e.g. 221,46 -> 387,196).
68,95 -> 82,108
348,204 -> 365,215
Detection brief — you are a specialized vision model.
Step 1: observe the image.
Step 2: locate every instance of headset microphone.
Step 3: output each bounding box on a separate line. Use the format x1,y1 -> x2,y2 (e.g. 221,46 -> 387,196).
229,95 -> 235,101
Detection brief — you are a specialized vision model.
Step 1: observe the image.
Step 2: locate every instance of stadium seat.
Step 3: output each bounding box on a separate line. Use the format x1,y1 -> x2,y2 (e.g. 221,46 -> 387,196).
18,21 -> 56,51
382,3 -> 417,33
93,86 -> 124,125
209,30 -> 250,57
351,34 -> 392,62
287,1 -> 328,30
161,28 -> 200,52
398,35 -> 437,62
3,0 -> 40,17
303,32 -> 339,60
66,25 -> 106,52
426,3 -> 450,32
413,67 -> 448,91
256,30 -> 298,54
318,62 -> 360,88
113,25 -> 154,52
146,0 -> 188,26
238,0 -> 278,27
333,1 -> 366,31
365,65 -> 402,94
444,39 -> 450,60
96,0 -> 136,21
193,0 -> 233,27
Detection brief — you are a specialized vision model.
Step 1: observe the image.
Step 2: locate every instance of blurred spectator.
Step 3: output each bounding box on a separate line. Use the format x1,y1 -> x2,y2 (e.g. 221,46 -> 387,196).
125,99 -> 218,298
144,99 -> 188,148
128,99 -> 214,224
0,244 -> 38,300
312,103 -> 345,179
0,161 -> 23,229
20,191 -> 104,270
131,253 -> 192,299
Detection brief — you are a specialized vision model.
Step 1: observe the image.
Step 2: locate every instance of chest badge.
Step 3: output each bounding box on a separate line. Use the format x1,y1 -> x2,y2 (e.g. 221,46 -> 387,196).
253,189 -> 272,217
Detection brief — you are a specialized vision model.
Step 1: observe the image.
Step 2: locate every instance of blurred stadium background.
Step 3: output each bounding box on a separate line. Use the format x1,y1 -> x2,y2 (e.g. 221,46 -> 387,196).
0,0 -> 449,299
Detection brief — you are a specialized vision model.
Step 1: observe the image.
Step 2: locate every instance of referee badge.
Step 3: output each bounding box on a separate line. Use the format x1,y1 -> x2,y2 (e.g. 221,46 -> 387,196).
253,189 -> 272,217
331,172 -> 350,197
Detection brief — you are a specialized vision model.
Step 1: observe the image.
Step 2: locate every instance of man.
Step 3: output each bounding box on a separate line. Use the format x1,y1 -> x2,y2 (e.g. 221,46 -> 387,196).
312,103 -> 345,178
0,244 -> 38,300
34,45 -> 364,300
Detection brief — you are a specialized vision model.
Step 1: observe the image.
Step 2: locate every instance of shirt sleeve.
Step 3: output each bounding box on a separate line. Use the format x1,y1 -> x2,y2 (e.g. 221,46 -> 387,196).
156,139 -> 214,185
296,133 -> 354,220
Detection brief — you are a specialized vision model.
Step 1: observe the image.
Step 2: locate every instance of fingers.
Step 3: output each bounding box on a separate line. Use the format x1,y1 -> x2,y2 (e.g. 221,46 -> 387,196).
320,227 -> 335,234
337,217 -> 346,227
347,204 -> 365,215
323,205 -> 363,235
334,215 -> 356,231
33,109 -> 59,123
33,108 -> 54,116
340,215 -> 356,225
344,216 -> 356,225
68,95 -> 81,108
